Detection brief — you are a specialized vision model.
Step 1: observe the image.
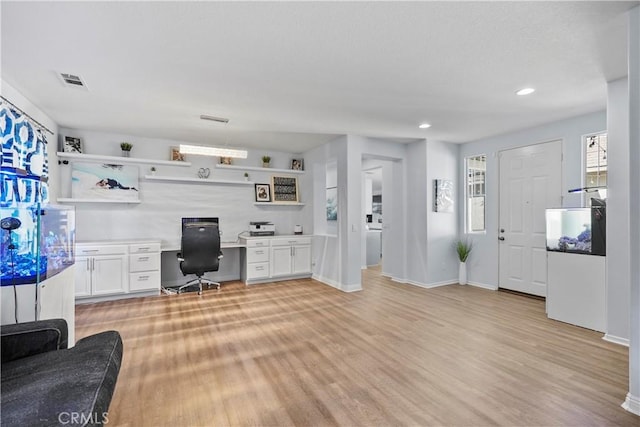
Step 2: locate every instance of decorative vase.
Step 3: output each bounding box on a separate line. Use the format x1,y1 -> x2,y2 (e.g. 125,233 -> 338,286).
458,261 -> 467,285
122,150 -> 130,157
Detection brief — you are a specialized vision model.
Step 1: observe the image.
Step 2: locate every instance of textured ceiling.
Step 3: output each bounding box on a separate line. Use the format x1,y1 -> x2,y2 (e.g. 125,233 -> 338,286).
1,1 -> 637,153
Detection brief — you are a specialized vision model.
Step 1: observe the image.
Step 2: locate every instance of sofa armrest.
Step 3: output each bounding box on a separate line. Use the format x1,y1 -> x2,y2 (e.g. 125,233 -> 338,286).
1,319 -> 68,363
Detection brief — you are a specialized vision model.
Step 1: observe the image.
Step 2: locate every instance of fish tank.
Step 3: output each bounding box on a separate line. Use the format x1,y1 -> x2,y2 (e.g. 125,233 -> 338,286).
545,200 -> 606,256
1,203 -> 75,286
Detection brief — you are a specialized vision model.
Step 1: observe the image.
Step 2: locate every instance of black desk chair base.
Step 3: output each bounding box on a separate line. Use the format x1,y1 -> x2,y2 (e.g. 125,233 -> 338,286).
177,277 -> 220,295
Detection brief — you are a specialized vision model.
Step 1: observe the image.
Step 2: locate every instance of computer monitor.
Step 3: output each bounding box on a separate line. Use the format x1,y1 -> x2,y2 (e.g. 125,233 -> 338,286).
181,217 -> 219,231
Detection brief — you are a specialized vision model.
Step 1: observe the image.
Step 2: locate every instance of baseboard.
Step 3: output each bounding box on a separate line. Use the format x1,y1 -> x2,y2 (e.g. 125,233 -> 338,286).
401,279 -> 457,289
467,281 -> 499,291
602,334 -> 630,347
622,392 -> 640,416
312,275 -> 362,293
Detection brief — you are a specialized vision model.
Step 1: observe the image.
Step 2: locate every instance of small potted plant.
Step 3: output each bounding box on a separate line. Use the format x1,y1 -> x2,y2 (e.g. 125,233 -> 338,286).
150,166 -> 157,176
120,142 -> 133,157
262,155 -> 271,168
244,172 -> 249,181
456,239 -> 473,285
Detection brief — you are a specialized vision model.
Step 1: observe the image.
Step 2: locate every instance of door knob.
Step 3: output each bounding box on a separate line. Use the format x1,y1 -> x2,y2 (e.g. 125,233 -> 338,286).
498,237 -> 505,241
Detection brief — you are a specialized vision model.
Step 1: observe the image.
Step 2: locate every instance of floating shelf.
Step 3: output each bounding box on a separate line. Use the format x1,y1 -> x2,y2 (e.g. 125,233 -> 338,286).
57,198 -> 141,204
57,152 -> 192,167
253,202 -> 305,206
144,175 -> 254,185
215,164 -> 305,174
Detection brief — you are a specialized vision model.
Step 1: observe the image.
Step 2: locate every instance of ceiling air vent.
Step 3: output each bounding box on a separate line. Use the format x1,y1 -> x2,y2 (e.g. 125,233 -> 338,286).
58,73 -> 88,89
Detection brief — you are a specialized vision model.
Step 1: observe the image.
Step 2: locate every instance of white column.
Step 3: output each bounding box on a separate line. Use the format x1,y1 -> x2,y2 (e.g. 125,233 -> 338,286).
623,5 -> 640,416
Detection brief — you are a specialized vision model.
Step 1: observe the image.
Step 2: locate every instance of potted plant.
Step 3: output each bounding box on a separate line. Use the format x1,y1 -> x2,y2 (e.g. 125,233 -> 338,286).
244,172 -> 249,181
120,142 -> 133,157
262,155 -> 271,168
455,239 -> 473,285
150,166 -> 157,176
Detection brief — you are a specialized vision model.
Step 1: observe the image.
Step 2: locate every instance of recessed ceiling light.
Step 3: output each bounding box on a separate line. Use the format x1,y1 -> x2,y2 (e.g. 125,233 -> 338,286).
516,88 -> 535,96
418,123 -> 431,129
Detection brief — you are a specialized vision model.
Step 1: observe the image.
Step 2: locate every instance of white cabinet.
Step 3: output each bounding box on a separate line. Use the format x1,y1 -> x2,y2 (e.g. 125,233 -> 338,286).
547,251 -> 606,332
75,245 -> 127,297
240,236 -> 312,284
75,241 -> 160,302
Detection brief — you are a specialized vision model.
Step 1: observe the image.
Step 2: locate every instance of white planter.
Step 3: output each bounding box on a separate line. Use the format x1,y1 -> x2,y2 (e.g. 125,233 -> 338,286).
458,261 -> 467,285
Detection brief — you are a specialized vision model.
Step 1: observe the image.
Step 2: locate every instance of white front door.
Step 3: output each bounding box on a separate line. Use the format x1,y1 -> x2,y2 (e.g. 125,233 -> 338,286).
499,140 -> 562,296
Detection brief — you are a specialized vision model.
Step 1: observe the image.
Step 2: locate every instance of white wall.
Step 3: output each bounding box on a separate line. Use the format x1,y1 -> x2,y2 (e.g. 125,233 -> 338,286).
56,128 -> 307,247
606,77 -> 630,343
426,141 -> 459,285
459,111 -> 606,288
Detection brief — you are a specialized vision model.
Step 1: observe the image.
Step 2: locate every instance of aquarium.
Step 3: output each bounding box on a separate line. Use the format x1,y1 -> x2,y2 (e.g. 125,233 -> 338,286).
1,203 -> 75,286
545,202 -> 606,256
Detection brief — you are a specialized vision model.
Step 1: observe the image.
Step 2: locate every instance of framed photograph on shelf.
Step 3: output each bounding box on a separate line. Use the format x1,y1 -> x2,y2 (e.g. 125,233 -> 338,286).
170,147 -> 186,162
62,136 -> 82,153
291,158 -> 304,171
254,183 -> 271,202
271,175 -> 299,203
219,156 -> 232,165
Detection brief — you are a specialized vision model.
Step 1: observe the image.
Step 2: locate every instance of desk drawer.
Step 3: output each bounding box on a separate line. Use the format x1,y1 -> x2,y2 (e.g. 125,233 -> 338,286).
271,237 -> 311,247
129,271 -> 160,292
247,247 -> 269,263
130,243 -> 160,254
245,239 -> 270,248
129,253 -> 160,272
246,262 -> 269,279
77,245 -> 127,256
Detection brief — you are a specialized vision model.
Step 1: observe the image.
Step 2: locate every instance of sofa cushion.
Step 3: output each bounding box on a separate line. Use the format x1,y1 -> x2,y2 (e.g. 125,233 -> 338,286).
1,331 -> 123,427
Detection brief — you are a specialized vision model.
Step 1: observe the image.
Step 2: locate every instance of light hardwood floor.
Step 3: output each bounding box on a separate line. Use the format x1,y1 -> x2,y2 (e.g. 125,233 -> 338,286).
76,269 -> 638,426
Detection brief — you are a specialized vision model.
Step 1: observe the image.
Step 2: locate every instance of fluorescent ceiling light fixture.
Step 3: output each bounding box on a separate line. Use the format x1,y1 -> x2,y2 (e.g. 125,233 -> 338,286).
419,123 -> 431,129
179,144 -> 248,159
516,87 -> 535,96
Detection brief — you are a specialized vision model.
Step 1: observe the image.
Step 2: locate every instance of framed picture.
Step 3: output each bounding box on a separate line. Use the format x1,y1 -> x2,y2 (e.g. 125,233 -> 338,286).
71,162 -> 139,202
326,187 -> 337,220
219,156 -> 232,165
254,183 -> 271,202
291,158 -> 304,171
271,176 -> 299,203
434,179 -> 454,213
170,147 -> 186,162
63,136 -> 82,153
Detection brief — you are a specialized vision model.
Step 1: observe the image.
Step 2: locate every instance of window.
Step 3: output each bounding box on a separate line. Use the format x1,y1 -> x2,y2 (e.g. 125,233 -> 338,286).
584,132 -> 607,202
466,155 -> 486,232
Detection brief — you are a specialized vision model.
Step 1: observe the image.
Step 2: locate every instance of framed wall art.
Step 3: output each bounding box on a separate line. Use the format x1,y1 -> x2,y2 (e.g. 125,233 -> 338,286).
271,175 -> 299,203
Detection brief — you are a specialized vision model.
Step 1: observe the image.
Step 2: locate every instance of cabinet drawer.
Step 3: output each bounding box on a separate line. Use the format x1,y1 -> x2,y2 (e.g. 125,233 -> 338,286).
245,239 -> 270,248
76,245 -> 127,256
129,271 -> 160,292
271,237 -> 311,247
129,253 -> 160,272
246,262 -> 269,279
129,242 -> 160,254
247,247 -> 269,263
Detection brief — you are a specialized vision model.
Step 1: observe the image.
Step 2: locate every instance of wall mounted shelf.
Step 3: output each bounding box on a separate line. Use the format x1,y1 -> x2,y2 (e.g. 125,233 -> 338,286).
57,198 -> 141,204
57,152 -> 192,167
215,164 -> 305,175
144,175 -> 254,185
253,202 -> 305,206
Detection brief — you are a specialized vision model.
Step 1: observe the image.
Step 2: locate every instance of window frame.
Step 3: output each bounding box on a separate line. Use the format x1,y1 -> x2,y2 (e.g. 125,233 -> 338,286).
465,154 -> 487,234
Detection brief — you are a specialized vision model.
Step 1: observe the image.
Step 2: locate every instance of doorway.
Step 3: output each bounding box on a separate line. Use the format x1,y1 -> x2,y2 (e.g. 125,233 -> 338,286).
363,167 -> 383,269
498,140 -> 562,296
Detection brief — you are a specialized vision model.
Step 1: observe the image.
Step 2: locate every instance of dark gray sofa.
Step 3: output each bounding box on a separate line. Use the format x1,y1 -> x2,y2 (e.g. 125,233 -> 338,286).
1,319 -> 123,427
